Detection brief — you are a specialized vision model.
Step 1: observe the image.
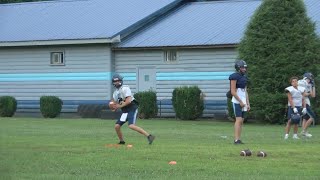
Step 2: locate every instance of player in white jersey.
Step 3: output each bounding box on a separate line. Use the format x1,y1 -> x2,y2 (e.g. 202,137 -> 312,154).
111,74 -> 155,145
284,76 -> 307,140
298,72 -> 316,137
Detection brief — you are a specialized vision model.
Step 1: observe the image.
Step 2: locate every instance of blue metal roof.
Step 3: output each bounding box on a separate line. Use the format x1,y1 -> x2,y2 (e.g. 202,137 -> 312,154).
0,0 -> 177,43
117,0 -> 320,48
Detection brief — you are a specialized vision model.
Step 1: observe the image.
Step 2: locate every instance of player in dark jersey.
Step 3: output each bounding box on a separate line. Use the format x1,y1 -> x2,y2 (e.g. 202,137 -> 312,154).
229,60 -> 250,144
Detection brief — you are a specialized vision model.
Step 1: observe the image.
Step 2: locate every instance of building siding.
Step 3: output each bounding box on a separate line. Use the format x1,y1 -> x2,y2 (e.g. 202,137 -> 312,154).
0,45 -> 113,113
114,48 -> 237,117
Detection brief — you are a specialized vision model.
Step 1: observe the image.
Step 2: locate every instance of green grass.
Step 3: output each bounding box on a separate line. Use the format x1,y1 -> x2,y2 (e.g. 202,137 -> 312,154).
1,118 -> 320,180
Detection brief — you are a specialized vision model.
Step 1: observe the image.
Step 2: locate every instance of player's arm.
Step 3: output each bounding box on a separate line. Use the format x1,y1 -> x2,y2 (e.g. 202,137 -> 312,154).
301,90 -> 306,108
302,96 -> 306,108
117,96 -> 132,108
287,92 -> 295,107
231,80 -> 245,107
304,89 -> 315,97
245,86 -> 250,111
310,86 -> 316,98
230,80 -> 240,102
109,98 -> 118,112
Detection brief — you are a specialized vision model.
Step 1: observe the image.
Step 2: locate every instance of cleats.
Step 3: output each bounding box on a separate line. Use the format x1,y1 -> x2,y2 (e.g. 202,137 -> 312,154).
234,140 -> 244,144
292,134 -> 300,139
147,135 -> 155,145
118,141 -> 125,145
301,132 -> 312,137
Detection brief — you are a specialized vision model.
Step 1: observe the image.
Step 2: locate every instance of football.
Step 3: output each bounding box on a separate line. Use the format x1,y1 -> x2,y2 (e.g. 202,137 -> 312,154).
109,101 -> 117,111
257,151 -> 267,157
240,149 -> 252,156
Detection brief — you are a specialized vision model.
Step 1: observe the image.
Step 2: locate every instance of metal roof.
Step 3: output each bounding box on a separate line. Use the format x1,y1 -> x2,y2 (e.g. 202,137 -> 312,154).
0,0 -> 178,45
117,0 -> 320,48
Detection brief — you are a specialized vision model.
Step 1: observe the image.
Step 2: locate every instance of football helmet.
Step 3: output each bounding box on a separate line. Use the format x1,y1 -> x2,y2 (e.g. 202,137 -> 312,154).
303,72 -> 314,81
235,60 -> 247,74
112,74 -> 123,88
291,113 -> 301,124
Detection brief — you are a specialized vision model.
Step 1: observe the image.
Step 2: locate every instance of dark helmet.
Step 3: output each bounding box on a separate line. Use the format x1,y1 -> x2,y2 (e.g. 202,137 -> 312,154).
303,72 -> 314,81
112,74 -> 123,88
235,60 -> 247,71
291,113 -> 301,124
235,60 -> 247,72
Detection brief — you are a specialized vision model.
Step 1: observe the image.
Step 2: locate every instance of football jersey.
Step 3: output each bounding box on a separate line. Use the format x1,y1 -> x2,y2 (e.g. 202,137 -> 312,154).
285,86 -> 305,106
229,72 -> 248,104
113,85 -> 135,103
298,79 -> 312,105
112,85 -> 137,112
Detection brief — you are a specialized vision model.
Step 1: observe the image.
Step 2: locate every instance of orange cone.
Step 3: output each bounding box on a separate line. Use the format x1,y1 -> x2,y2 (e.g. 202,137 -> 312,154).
127,144 -> 133,148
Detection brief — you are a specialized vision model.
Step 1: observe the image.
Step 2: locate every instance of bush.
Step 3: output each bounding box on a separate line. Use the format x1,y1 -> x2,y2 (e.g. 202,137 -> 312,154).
249,93 -> 287,124
227,98 -> 235,121
172,86 -> 204,120
134,90 -> 158,119
0,96 -> 17,117
40,96 -> 63,118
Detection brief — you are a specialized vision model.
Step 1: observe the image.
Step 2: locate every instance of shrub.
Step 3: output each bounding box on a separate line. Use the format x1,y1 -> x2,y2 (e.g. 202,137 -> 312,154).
249,93 -> 287,124
40,96 -> 63,118
227,98 -> 235,121
172,86 -> 204,120
0,96 -> 17,117
134,90 -> 158,119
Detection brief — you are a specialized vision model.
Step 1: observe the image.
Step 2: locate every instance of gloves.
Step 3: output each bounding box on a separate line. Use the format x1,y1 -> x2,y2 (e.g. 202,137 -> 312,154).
302,108 -> 307,115
293,108 -> 298,114
310,80 -> 316,88
310,80 -> 314,86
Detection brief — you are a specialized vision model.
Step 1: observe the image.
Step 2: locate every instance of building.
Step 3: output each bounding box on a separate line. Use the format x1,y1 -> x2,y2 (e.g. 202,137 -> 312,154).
0,0 -> 319,117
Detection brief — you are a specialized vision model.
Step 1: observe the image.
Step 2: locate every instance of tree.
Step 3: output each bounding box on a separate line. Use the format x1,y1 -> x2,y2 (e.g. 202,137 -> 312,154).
238,0 -> 320,123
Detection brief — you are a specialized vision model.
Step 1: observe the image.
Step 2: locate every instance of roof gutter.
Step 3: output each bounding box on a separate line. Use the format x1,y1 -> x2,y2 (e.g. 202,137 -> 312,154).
0,35 -> 121,47
113,43 -> 238,50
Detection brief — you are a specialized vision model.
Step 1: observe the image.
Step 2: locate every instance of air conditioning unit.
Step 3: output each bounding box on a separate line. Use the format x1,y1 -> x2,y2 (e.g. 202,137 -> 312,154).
51,52 -> 64,64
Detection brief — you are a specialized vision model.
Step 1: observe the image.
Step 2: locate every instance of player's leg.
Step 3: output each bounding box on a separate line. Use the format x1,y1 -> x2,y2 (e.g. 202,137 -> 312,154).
284,120 -> 291,139
233,103 -> 244,144
285,107 -> 293,139
301,114 -> 311,136
301,118 -> 307,129
292,124 -> 299,139
127,109 -> 155,144
302,105 -> 315,137
115,120 -> 125,144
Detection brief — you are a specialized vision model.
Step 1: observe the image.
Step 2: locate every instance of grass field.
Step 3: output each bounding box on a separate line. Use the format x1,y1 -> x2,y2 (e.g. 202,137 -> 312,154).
1,118 -> 320,180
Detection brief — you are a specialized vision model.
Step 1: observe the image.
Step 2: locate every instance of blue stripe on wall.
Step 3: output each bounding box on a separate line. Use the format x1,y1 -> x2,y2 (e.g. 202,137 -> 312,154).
156,72 -> 233,80
120,73 -> 136,81
17,99 -> 226,109
0,72 -> 112,81
0,72 -> 233,81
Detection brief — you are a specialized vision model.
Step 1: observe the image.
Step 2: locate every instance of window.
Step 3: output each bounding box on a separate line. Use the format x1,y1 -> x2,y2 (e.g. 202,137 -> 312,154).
144,75 -> 149,81
164,50 -> 177,62
50,52 -> 64,65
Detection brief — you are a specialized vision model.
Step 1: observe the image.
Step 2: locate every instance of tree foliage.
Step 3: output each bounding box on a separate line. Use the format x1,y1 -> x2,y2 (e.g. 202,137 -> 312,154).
238,0 -> 320,123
